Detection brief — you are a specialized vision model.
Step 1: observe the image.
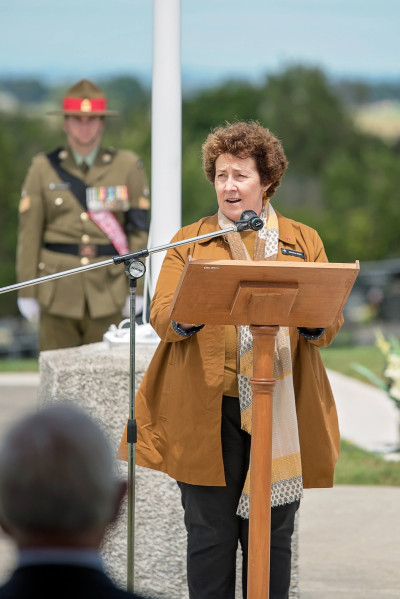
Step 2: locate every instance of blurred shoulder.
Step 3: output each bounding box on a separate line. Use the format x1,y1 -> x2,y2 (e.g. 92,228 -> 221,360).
107,148 -> 146,171
29,151 -> 51,169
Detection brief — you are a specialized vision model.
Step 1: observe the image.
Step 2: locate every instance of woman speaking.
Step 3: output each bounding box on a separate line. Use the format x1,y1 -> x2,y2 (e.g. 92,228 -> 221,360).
119,121 -> 343,599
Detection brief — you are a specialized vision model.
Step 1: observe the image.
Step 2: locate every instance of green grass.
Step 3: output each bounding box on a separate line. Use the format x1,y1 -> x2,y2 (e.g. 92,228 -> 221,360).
0,358 -> 39,372
320,344 -> 385,383
321,346 -> 400,486
335,440 -> 400,486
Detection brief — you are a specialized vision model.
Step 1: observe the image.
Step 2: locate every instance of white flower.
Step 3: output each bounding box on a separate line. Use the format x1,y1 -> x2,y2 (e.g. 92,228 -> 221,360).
376,329 -> 391,357
389,379 -> 400,401
384,353 -> 400,383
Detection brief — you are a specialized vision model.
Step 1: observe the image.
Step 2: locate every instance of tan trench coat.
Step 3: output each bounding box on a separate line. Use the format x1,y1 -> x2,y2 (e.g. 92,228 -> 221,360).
118,211 -> 343,489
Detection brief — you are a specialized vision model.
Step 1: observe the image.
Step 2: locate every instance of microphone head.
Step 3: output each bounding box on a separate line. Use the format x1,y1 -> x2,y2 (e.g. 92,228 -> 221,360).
240,210 -> 257,221
239,210 -> 263,231
250,217 -> 263,231
234,210 -> 263,232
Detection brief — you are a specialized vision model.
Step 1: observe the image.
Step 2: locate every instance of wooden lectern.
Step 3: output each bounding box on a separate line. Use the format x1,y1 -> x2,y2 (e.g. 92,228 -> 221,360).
170,257 -> 359,599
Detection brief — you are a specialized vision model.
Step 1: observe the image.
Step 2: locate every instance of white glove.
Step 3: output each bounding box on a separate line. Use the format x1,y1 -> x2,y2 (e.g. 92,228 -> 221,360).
122,295 -> 143,318
17,297 -> 40,323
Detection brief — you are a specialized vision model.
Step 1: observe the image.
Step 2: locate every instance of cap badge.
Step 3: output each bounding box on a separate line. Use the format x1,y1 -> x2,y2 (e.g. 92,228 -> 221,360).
81,98 -> 92,113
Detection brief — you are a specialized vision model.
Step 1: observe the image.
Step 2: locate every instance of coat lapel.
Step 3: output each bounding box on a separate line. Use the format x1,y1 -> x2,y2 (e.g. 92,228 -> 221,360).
59,148 -> 82,179
85,147 -> 116,185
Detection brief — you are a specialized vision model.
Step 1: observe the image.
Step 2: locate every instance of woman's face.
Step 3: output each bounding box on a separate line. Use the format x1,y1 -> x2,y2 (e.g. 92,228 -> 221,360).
214,153 -> 270,221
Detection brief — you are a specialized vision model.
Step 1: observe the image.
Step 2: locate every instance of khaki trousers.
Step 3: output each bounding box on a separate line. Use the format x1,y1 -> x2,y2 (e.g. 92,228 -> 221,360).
39,305 -> 122,351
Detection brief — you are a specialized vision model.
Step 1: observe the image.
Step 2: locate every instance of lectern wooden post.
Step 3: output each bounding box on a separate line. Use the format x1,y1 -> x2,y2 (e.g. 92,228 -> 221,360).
247,324 -> 278,597
170,258 -> 359,599
247,326 -> 279,599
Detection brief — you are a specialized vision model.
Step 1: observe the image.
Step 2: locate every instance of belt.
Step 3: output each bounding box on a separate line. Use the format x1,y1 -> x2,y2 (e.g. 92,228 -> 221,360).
45,243 -> 117,258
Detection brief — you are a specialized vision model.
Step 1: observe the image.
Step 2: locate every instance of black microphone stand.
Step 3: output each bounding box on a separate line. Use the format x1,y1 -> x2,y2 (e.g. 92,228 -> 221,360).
0,210 -> 262,592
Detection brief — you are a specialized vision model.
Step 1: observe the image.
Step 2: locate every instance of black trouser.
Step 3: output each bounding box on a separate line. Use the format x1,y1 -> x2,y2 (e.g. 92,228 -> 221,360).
178,396 -> 299,599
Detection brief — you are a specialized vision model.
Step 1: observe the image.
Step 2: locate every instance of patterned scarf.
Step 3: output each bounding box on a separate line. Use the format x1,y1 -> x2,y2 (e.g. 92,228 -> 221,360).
218,199 -> 303,518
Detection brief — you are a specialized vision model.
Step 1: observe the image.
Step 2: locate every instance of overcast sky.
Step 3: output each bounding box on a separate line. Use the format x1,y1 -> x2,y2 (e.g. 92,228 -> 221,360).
1,0 -> 399,85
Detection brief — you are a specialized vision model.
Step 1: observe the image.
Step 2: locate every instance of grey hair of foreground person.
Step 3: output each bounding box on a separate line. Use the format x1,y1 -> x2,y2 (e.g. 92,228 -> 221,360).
0,403 -> 125,546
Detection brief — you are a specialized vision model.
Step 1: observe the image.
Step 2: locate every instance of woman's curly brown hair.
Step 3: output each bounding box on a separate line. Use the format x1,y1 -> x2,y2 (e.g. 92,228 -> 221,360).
202,121 -> 288,198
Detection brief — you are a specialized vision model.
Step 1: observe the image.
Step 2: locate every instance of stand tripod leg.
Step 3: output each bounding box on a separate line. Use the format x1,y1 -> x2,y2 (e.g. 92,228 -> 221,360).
127,278 -> 137,592
247,324 -> 278,599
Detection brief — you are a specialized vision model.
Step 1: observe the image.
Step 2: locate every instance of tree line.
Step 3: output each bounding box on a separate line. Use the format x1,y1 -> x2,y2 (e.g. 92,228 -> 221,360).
0,65 -> 399,316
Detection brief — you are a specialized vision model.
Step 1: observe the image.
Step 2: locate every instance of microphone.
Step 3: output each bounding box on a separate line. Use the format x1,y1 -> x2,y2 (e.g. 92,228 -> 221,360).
235,210 -> 263,232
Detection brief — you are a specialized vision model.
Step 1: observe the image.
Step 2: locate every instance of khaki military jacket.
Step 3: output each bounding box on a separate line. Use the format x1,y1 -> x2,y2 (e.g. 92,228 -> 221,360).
118,212 -> 344,489
17,147 -> 149,319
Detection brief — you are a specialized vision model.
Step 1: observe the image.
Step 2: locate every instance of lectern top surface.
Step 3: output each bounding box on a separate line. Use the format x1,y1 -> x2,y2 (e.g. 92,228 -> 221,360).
170,258 -> 359,327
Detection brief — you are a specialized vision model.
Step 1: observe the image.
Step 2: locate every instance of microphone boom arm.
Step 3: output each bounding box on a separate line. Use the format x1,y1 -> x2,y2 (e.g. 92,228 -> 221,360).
0,211 -> 261,295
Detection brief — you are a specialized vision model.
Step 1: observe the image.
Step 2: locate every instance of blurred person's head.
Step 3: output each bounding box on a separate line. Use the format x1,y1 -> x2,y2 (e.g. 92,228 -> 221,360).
63,115 -> 105,155
0,403 -> 125,548
48,79 -> 118,156
202,121 -> 288,221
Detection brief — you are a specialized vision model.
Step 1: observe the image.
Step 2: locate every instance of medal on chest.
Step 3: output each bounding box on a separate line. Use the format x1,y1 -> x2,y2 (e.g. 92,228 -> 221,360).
86,185 -> 129,212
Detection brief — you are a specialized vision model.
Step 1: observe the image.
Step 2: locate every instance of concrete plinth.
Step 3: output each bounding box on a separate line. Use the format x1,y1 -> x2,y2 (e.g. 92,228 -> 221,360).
38,340 -> 299,598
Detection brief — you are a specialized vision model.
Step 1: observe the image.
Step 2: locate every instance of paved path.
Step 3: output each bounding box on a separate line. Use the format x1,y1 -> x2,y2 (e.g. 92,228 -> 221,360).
0,373 -> 39,585
328,369 -> 399,454
0,373 -> 39,437
299,485 -> 400,598
0,370 -> 399,597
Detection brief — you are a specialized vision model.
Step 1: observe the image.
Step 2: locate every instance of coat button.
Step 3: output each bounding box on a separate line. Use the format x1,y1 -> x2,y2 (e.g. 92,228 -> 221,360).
80,212 -> 89,221
54,197 -> 63,206
80,257 -> 90,266
38,262 -> 45,270
81,234 -> 90,244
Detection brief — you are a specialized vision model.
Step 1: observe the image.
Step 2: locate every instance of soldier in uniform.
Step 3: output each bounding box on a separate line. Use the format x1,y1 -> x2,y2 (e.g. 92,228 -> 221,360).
16,79 -> 150,350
